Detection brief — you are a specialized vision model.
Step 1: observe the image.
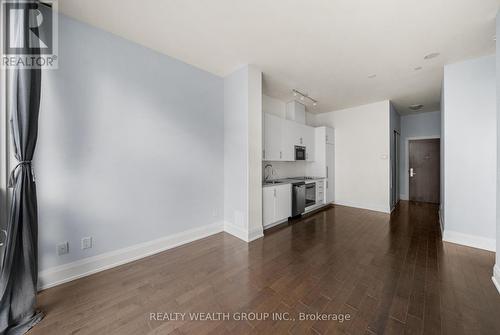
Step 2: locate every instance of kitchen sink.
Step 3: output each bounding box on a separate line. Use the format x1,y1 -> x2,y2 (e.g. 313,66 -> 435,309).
263,180 -> 283,185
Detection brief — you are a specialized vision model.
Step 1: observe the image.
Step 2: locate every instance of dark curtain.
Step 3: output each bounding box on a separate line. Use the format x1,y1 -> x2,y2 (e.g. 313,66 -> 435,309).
0,2 -> 44,334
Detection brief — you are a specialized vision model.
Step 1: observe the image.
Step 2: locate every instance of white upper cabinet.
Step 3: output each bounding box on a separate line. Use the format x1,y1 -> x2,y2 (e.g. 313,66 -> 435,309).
326,127 -> 335,144
286,101 -> 306,124
263,113 -> 316,162
302,125 -> 315,161
263,113 -> 283,161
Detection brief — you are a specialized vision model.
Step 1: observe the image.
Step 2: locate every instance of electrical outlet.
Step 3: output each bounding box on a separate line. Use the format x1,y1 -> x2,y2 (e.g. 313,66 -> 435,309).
57,242 -> 69,256
81,236 -> 92,250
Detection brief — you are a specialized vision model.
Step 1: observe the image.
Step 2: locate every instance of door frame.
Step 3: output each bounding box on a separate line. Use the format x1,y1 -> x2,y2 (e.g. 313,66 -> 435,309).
391,130 -> 401,211
405,135 -> 440,202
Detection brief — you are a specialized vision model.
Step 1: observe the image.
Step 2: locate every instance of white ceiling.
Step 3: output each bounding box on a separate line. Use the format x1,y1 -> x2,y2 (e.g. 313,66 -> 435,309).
58,0 -> 499,114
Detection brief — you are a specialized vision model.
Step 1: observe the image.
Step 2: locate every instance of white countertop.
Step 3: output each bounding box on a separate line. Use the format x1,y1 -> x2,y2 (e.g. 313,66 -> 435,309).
262,177 -> 326,188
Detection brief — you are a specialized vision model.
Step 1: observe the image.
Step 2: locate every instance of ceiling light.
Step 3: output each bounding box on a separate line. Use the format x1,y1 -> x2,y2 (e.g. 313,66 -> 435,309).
368,74 -> 377,79
409,104 -> 424,111
424,52 -> 440,60
292,89 -> 318,107
414,66 -> 422,71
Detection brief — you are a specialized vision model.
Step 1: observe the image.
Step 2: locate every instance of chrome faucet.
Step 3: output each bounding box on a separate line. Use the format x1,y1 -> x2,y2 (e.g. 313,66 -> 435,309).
264,164 -> 274,181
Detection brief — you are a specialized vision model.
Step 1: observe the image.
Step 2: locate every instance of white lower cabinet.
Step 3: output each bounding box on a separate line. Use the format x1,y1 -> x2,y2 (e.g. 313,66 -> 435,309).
262,184 -> 291,227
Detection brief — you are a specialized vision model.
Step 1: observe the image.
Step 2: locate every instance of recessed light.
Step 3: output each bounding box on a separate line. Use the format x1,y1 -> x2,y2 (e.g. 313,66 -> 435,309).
368,74 -> 377,79
409,104 -> 424,111
313,102 -> 317,106
494,35 -> 497,41
424,52 -> 440,60
414,66 -> 422,71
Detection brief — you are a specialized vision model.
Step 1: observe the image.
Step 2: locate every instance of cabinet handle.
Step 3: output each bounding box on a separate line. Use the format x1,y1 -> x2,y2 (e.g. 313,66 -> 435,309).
280,151 -> 282,159
263,149 -> 265,159
327,181 -> 329,188
326,166 -> 328,178
326,135 -> 328,142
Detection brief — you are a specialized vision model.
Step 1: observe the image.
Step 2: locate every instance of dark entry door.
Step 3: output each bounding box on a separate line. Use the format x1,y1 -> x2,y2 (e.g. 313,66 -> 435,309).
409,139 -> 440,203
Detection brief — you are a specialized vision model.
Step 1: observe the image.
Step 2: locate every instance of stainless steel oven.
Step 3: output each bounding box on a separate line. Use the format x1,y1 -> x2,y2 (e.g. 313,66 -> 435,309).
295,146 -> 306,161
305,183 -> 316,207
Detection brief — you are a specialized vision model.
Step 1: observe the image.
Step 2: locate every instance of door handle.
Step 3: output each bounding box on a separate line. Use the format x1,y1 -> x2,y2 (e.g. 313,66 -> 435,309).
410,168 -> 416,177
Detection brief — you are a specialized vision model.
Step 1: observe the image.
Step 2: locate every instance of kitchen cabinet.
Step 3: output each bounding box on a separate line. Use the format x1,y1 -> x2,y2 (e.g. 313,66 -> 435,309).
305,126 -> 335,203
326,127 -> 335,144
325,144 -> 335,203
262,184 -> 291,227
263,113 -> 283,161
263,113 -> 315,162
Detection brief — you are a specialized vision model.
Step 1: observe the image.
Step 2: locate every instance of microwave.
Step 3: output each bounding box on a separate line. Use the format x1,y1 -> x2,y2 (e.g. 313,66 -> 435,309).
295,146 -> 306,160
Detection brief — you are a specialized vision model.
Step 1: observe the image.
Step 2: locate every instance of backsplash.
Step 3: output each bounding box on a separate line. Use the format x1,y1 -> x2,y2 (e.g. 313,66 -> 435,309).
262,161 -> 307,180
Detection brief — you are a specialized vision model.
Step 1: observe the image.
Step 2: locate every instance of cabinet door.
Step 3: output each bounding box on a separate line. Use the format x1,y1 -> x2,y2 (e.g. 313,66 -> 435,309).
263,113 -> 282,161
275,184 -> 292,221
263,187 -> 276,226
325,143 -> 335,203
325,127 -> 335,144
281,119 -> 297,161
303,126 -> 315,161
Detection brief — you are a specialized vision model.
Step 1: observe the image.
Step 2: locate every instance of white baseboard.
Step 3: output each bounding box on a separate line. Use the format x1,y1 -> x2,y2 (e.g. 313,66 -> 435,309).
442,230 -> 496,252
334,200 -> 391,214
224,221 -> 263,242
438,208 -> 444,235
493,264 -> 500,294
399,194 -> 409,201
38,221 -> 224,290
263,218 -> 288,230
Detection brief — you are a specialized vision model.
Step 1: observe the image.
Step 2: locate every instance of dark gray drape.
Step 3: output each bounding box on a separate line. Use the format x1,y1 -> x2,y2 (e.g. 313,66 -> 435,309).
0,3 -> 44,334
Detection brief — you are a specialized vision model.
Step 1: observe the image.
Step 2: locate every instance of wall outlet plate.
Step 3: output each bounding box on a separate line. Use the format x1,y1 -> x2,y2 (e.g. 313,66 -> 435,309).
57,242 -> 69,256
81,236 -> 92,250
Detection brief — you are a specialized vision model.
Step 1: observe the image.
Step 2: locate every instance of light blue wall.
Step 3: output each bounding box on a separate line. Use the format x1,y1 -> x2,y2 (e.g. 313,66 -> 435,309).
442,55 -> 496,249
36,15 -> 224,271
399,111 -> 441,199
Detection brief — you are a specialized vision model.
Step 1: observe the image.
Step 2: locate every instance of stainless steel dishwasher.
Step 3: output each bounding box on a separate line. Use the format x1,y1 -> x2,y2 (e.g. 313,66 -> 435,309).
292,181 -> 306,217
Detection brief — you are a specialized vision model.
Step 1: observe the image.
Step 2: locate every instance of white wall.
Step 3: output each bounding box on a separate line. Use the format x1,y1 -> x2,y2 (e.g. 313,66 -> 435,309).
442,55 -> 496,251
311,101 -> 391,213
399,111 -> 441,200
224,66 -> 263,242
36,15 -> 225,272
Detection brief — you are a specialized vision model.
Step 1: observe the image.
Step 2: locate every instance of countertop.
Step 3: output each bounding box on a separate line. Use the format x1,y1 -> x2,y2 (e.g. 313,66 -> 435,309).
262,177 -> 326,188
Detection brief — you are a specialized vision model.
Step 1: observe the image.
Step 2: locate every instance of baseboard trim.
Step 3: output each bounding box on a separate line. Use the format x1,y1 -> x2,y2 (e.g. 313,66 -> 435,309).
224,221 -> 263,242
493,265 -> 500,294
442,230 -> 496,252
38,221 -> 224,291
438,208 -> 444,236
399,194 -> 409,201
334,200 -> 391,214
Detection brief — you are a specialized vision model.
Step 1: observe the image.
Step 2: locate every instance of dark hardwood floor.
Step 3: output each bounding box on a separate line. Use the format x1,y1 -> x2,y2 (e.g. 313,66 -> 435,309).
30,201 -> 500,335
